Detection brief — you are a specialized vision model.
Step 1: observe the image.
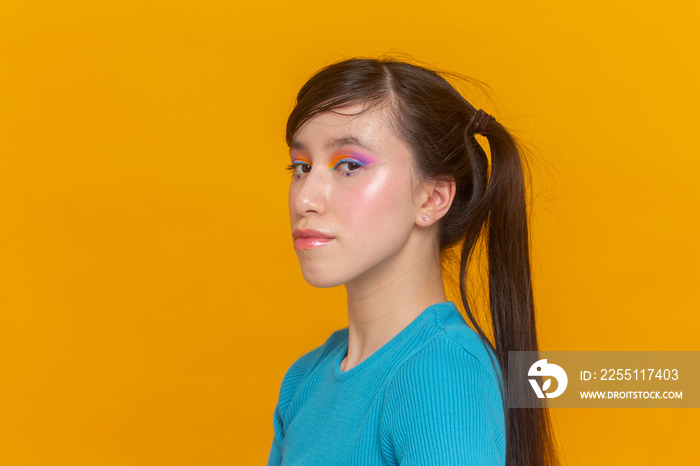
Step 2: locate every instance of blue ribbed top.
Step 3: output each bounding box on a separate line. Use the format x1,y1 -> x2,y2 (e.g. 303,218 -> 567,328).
267,301 -> 505,465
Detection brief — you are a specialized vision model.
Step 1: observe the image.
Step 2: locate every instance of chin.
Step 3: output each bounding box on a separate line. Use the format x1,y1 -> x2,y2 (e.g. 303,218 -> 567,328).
296,254 -> 349,288
300,268 -> 344,288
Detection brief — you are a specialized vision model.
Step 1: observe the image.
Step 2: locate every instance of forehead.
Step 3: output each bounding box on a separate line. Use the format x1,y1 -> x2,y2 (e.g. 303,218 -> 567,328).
290,103 -> 404,155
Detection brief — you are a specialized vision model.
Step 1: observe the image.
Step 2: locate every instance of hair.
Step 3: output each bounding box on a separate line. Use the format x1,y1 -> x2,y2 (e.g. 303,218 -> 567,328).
286,56 -> 560,466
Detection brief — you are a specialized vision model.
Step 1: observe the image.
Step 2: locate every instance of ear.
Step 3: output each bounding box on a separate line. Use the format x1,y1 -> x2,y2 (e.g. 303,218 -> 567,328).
418,177 -> 456,226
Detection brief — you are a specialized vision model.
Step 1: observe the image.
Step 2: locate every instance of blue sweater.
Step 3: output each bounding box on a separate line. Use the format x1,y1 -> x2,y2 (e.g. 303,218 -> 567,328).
267,301 -> 506,465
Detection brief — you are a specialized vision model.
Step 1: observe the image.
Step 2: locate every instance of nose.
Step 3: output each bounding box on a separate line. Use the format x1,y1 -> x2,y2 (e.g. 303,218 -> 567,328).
290,169 -> 329,217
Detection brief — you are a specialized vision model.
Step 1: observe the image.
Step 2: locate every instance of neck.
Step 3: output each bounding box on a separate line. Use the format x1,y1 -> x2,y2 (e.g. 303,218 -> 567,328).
340,232 -> 447,371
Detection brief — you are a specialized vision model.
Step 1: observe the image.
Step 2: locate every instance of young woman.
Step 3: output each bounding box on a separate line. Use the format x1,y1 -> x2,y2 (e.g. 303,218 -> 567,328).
267,57 -> 559,465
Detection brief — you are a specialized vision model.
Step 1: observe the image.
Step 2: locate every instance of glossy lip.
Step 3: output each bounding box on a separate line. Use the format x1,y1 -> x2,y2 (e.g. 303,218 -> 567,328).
292,228 -> 335,250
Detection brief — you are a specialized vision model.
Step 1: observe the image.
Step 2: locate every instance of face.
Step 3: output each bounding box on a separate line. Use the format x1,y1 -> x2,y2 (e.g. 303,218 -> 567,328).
287,103 -> 426,289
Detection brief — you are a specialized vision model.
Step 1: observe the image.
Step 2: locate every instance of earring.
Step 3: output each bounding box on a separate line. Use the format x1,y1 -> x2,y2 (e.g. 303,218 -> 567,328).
422,213 -> 430,222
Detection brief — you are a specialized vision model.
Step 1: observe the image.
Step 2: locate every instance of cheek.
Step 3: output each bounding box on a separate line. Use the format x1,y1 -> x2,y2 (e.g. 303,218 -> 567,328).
338,170 -> 415,229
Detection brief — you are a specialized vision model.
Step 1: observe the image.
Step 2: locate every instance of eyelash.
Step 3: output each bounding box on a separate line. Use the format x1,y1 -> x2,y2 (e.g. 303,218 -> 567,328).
285,159 -> 366,178
285,162 -> 310,178
334,159 -> 366,174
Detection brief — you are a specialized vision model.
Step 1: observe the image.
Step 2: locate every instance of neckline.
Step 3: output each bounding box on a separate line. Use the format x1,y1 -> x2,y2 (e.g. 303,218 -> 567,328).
332,301 -> 456,381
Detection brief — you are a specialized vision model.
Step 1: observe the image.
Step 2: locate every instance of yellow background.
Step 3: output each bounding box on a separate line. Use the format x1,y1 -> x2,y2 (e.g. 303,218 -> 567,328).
1,1 -> 698,464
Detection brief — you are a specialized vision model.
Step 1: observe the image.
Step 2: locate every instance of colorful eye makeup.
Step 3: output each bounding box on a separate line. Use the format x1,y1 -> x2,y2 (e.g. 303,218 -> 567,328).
287,150 -> 377,178
286,152 -> 310,178
327,150 -> 377,170
289,152 -> 311,165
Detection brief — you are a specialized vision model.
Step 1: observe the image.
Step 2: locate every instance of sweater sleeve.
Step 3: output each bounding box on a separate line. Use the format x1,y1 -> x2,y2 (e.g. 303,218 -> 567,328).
267,349 -> 318,466
267,331 -> 341,466
380,335 -> 505,466
267,403 -> 283,466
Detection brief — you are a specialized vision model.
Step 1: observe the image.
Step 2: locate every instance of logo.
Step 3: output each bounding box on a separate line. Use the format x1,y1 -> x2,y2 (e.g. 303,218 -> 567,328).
528,359 -> 568,398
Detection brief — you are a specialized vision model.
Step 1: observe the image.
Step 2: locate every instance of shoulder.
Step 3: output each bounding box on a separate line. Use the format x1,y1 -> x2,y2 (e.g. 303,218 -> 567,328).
275,329 -> 346,414
287,329 -> 345,375
380,332 -> 505,465
440,322 -> 504,387
385,331 -> 503,406
269,329 -> 346,461
400,304 -> 505,392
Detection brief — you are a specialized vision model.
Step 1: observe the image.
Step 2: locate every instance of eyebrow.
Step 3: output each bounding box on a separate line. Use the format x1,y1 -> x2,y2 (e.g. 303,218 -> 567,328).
290,136 -> 376,153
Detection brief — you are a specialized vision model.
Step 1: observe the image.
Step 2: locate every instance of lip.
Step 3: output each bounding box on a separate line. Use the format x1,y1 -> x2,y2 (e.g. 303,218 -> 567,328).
292,228 -> 335,250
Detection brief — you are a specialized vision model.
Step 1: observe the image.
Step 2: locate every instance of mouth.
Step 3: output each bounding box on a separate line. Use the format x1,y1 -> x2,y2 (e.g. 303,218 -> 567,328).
292,228 -> 336,250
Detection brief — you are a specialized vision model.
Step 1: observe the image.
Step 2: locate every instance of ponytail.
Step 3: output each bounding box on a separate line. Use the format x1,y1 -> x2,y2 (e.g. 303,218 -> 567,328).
455,113 -> 560,466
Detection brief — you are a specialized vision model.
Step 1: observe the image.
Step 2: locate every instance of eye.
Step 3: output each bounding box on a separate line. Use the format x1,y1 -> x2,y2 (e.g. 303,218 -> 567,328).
333,159 -> 365,175
286,161 -> 311,177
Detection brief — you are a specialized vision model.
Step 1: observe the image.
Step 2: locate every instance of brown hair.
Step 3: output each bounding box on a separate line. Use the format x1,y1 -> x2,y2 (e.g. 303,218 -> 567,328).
286,56 -> 560,466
